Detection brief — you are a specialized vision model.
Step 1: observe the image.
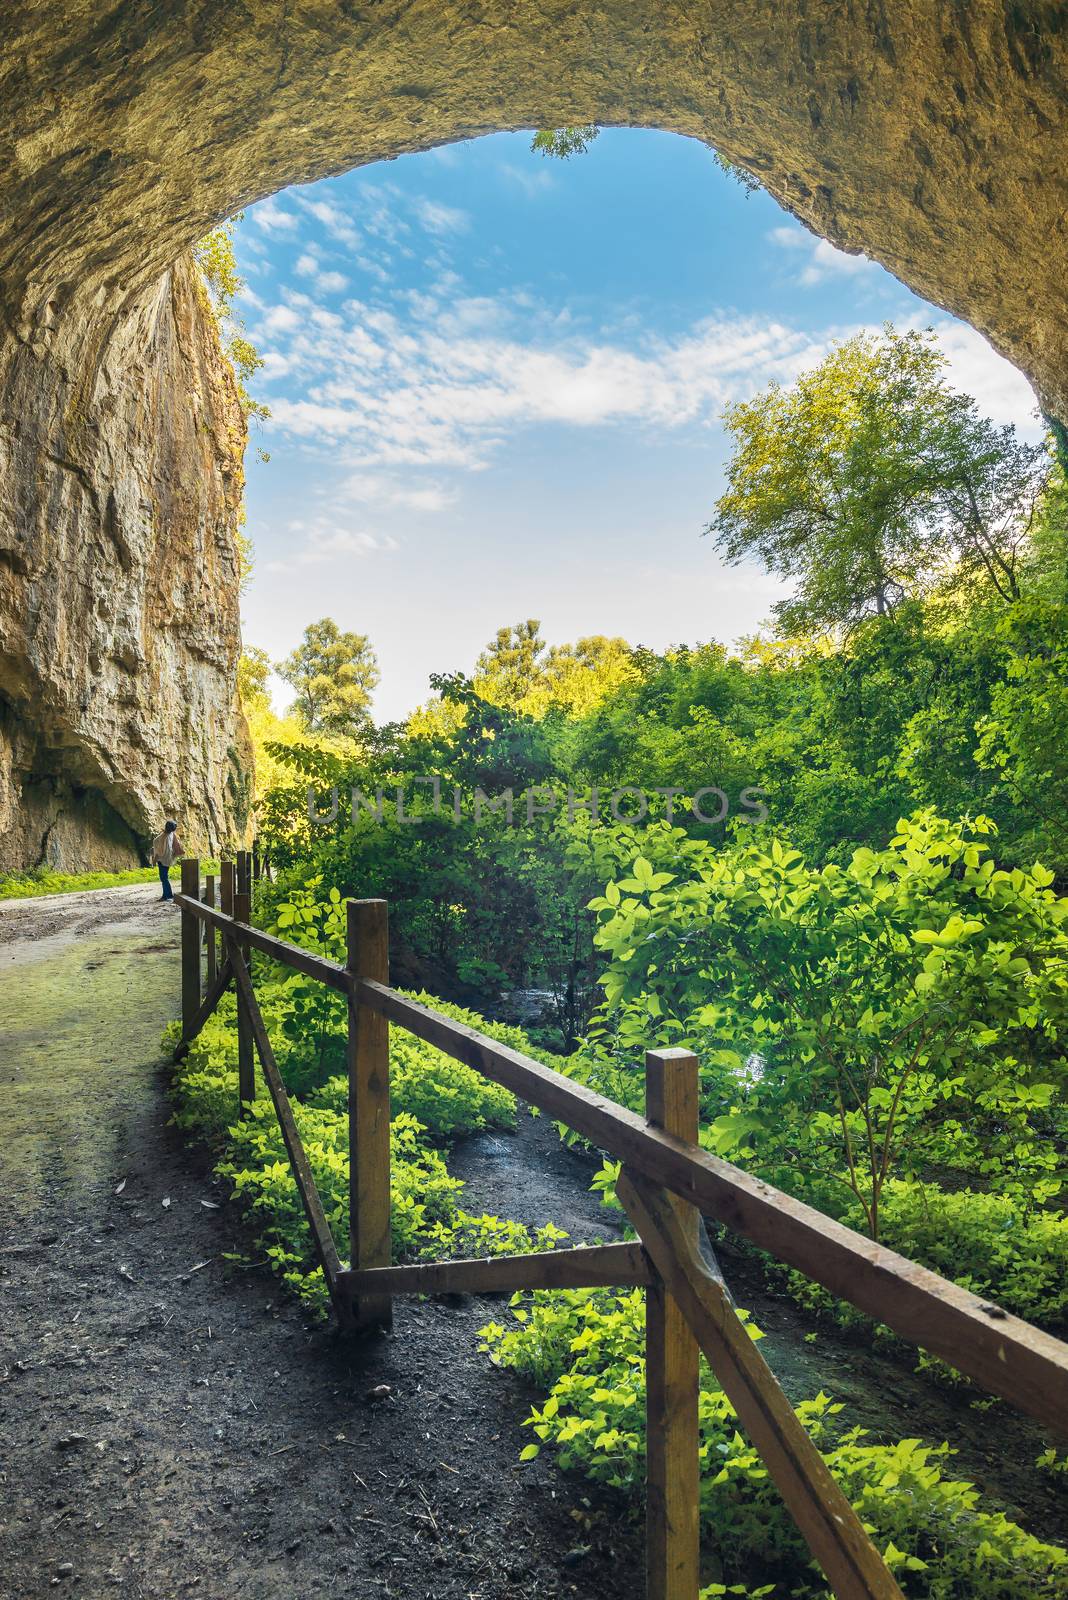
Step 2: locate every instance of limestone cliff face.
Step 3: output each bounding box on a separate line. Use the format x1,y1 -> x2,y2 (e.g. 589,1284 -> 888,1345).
0,257 -> 251,872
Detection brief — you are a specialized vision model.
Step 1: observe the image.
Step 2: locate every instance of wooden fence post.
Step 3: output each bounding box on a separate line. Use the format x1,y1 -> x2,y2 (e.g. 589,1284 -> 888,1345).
644,1048 -> 700,1600
220,857 -> 234,918
180,857 -> 201,1038
236,850 -> 252,976
252,840 -> 261,884
346,899 -> 392,1332
233,876 -> 255,1114
204,873 -> 217,982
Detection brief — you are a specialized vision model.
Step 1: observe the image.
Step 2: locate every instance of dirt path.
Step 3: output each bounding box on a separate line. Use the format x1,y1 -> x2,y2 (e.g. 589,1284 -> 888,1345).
0,888 -> 641,1600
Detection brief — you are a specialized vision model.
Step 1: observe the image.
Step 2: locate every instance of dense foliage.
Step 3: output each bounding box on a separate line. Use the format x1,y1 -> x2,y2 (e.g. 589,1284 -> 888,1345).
167,956 -> 566,1315
582,812 -> 1068,1237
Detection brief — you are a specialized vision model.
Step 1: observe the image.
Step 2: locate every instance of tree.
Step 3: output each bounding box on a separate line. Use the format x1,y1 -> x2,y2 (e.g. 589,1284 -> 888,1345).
709,325 -> 1050,633
474,620 -> 546,709
194,217 -> 270,434
277,618 -> 379,734
238,646 -> 272,713
528,635 -> 639,718
472,624 -> 639,719
531,124 -> 760,192
531,126 -> 599,159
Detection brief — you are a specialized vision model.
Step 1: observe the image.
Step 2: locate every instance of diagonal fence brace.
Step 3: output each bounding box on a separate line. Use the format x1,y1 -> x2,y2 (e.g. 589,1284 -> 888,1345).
174,957 -> 234,1060
617,1167 -> 905,1600
225,936 -> 345,1312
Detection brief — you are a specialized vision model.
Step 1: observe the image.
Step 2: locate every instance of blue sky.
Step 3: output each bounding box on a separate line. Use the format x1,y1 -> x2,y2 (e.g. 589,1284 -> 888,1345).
233,130 -> 1041,724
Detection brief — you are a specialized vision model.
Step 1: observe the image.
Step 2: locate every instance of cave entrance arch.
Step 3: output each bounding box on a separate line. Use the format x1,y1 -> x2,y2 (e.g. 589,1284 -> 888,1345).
1,6 -> 1065,872
3,6 -> 1067,415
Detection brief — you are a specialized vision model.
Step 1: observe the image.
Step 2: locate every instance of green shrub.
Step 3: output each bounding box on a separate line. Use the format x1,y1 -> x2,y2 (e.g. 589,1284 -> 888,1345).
309,1027 -> 515,1141
168,983 -> 519,1142
0,861 -> 222,899
1,866 -> 164,898
167,986 -> 554,1317
481,1289 -> 1067,1599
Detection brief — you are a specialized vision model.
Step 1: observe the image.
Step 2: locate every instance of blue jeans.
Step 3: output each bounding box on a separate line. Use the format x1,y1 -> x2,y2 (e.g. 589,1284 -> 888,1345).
158,862 -> 173,900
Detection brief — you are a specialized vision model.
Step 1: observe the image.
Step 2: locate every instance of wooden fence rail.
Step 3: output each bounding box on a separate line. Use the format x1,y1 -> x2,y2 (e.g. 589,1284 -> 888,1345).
173,862 -> 1068,1600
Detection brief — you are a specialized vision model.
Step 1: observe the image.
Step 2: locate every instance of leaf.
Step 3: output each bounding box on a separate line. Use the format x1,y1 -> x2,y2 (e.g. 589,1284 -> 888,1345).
519,1443 -> 540,1461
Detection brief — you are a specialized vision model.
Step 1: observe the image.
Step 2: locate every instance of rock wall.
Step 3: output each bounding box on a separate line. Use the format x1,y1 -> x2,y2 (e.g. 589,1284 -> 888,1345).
1,5 -> 1066,417
0,257 -> 251,872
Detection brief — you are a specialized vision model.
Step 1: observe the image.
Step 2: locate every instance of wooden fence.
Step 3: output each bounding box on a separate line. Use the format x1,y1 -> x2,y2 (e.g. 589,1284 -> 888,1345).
174,856 -> 1068,1600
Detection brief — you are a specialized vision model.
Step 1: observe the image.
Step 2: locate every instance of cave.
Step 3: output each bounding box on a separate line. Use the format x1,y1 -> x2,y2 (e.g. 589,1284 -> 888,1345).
1,4 -> 1065,867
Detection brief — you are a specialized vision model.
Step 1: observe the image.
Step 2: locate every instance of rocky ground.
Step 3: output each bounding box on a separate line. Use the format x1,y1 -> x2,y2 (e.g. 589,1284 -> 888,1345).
0,886 -> 1063,1600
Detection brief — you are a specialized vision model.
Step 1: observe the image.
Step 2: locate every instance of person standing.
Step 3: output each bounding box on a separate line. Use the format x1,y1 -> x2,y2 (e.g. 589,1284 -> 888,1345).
149,819 -> 183,901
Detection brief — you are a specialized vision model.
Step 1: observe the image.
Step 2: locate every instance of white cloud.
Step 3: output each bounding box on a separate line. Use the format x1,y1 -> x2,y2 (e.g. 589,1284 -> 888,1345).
928,320 -> 1042,439
296,196 -> 362,249
291,235 -> 351,296
768,224 -> 878,287
252,197 -> 298,234
257,298 -> 834,469
339,472 -> 455,512
250,224 -> 1042,486
263,303 -> 302,334
355,185 -> 410,246
259,350 -> 295,381
414,198 -> 470,235
500,163 -> 555,197
317,270 -> 350,295
266,519 -> 399,572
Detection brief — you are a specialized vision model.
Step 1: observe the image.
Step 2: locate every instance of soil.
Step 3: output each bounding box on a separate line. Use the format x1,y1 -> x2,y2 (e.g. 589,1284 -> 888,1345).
0,886 -> 642,1600
0,886 -> 1064,1600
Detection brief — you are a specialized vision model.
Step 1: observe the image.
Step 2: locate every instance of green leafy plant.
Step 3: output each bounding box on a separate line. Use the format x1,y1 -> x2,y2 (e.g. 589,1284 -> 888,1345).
586,812 -> 1068,1238
783,1181 -> 1068,1332
1,866 -> 167,899
481,1289 -> 1067,1598
167,974 -> 553,1317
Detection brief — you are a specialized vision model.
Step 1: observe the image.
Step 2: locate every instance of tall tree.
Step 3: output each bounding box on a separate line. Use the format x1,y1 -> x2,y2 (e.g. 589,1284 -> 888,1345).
474,620 -> 546,709
277,618 -> 379,735
709,325 -> 1050,633
530,635 -> 639,718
